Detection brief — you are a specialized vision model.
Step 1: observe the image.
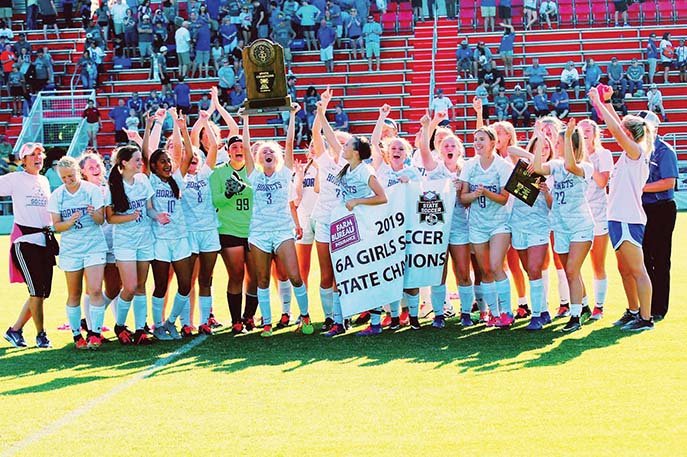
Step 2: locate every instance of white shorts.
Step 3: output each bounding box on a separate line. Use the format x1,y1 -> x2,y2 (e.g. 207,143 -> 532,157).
59,252 -> 107,272
590,204 -> 609,236
553,228 -> 594,254
469,223 -> 510,245
189,230 -> 221,254
154,237 -> 192,262
511,228 -> 550,250
249,229 -> 294,254
449,223 -> 470,245
296,215 -> 316,245
314,220 -> 331,244
114,243 -> 154,262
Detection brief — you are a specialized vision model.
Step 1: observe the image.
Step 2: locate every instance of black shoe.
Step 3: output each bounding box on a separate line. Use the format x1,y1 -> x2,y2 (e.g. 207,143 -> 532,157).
652,314 -> 664,322
580,305 -> 592,324
389,317 -> 401,331
562,316 -> 581,333
409,316 -> 421,330
354,311 -> 371,326
320,317 -> 334,332
143,323 -> 153,335
36,331 -> 52,349
343,318 -> 352,330
622,317 -> 654,332
275,313 -> 290,329
515,305 -> 531,319
613,309 -> 638,327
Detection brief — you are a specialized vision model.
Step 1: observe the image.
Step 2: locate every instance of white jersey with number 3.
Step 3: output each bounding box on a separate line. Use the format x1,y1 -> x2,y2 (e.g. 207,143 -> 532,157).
249,166 -> 294,234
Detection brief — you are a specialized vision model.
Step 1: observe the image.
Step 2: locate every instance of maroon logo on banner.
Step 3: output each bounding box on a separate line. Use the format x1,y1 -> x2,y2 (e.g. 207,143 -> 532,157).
330,214 -> 360,252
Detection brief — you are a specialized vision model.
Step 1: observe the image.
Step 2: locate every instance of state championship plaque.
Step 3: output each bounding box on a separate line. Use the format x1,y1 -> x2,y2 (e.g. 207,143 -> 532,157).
242,39 -> 291,113
505,159 -> 543,207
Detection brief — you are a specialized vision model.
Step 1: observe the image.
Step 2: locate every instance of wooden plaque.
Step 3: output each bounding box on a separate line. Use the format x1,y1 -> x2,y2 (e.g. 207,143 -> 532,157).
505,159 -> 544,207
242,39 -> 292,113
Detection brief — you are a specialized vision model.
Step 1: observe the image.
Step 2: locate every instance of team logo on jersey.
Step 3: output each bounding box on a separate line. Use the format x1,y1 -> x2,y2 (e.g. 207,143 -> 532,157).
417,191 -> 445,226
224,170 -> 246,199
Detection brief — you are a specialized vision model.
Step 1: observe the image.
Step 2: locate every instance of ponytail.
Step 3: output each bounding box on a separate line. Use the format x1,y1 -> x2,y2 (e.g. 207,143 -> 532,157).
108,165 -> 129,213
336,163 -> 351,182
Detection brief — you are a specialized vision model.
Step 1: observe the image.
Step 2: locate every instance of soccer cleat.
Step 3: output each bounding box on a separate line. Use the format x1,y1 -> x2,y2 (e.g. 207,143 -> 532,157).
613,309 -> 638,327
590,306 -> 604,321
35,331 -> 52,349
261,325 -> 273,338
460,313 -> 474,327
562,317 -> 581,333
580,306 -> 592,324
231,322 -> 245,335
163,321 -> 182,340
432,315 -> 446,329
354,311 -> 371,326
296,315 -> 314,335
87,334 -> 103,349
207,314 -> 223,328
275,313 -> 291,329
515,305 -> 531,319
320,317 -> 334,332
388,317 -> 401,331
555,305 -> 570,319
81,318 -> 88,332
198,323 -> 213,335
4,327 -> 27,348
525,316 -> 544,331
115,325 -> 134,345
242,317 -> 255,332
153,325 -> 173,341
409,316 -> 421,330
495,312 -> 515,328
143,323 -> 153,335
399,309 -> 410,327
540,311 -> 552,325
443,305 -> 456,318
74,335 -> 89,350
621,317 -> 654,332
479,311 -> 491,324
322,323 -> 346,337
133,329 -> 154,345
486,314 -> 499,327
180,325 -> 194,338
357,324 -> 383,336
381,313 -> 392,328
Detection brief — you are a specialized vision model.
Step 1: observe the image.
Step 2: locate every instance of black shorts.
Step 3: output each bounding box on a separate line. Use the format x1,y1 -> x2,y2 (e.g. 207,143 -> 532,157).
498,6 -> 512,19
661,60 -> 673,69
220,234 -> 249,249
9,86 -> 23,97
11,242 -> 54,298
43,14 -> 57,25
302,25 -> 314,32
614,1 -> 628,12
177,104 -> 191,114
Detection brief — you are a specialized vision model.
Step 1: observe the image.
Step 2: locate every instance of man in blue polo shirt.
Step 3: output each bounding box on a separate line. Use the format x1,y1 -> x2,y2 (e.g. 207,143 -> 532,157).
108,98 -> 130,144
639,110 -> 678,322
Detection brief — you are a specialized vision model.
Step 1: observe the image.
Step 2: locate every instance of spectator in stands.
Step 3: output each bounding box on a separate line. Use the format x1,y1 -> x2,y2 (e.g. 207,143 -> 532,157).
0,19 -> 12,40
175,21 -> 192,78
498,23 -> 515,78
474,81 -> 490,123
539,0 -> 557,29
334,104 -> 349,131
32,48 -> 53,93
647,83 -> 667,122
220,16 -> 239,55
677,38 -> 687,83
559,60 -> 580,99
287,74 -> 297,102
478,62 -> 503,96
613,0 -> 629,27
160,87 -> 175,107
89,39 -> 105,74
304,85 -> 320,127
363,15 -> 382,73
480,0 -> 496,32
297,0 -> 321,51
550,84 -> 569,118
0,43 -> 15,85
523,0 -> 538,30
153,46 -> 170,87
523,57 -> 548,97
109,98 -> 130,144
218,58 -> 235,104
455,39 -> 473,80
271,15 -> 296,72
137,14 -> 154,67
488,88 -> 507,123
123,9 -> 137,58
44,159 -> 62,191
17,47 -> 31,76
94,1 -> 111,43
610,85 -> 627,116
626,57 -> 645,96
78,0 -> 91,24
282,0 -> 299,22
78,50 -> 98,90
7,64 -> 25,115
174,76 -> 192,121
83,99 -> 102,151
198,93 -> 211,113
472,41 -> 493,80
326,1 -> 343,47
346,7 -> 363,59
38,0 -> 60,40
239,4 -> 252,44
251,0 -> 269,40
112,0 -> 128,38
498,0 -> 512,26
127,92 -> 143,118
13,33 -> 31,57
152,9 -> 169,42
228,82 -> 246,111
192,17 -> 212,79
317,19 -> 336,73
646,32 -> 660,84
137,0 -> 152,20
509,84 -> 530,127
659,32 -> 674,84
211,38 -> 224,76
429,88 -> 456,120
0,1 -> 11,31
582,57 -> 602,92
145,89 -> 162,112
412,0 -> 423,22
125,108 -> 140,133
27,0 -> 39,31
606,56 -> 627,99
533,85 -> 550,118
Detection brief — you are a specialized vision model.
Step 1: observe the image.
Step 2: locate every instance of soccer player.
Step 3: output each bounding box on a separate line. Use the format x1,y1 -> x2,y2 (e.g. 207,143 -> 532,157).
107,145 -> 155,345
48,156 -> 108,349
532,119 -> 594,332
240,104 -> 315,337
589,86 -> 654,331
292,143 -> 319,289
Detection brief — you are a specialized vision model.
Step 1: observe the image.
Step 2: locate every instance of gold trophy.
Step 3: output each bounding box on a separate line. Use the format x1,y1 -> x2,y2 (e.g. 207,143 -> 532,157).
242,39 -> 292,113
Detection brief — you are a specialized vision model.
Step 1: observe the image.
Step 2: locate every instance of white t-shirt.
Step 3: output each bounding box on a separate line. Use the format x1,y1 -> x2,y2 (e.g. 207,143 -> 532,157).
338,162 -> 375,203
430,96 -> 453,115
548,159 -> 594,232
585,147 -> 613,218
182,165 -> 218,232
296,162 -> 318,222
249,166 -> 294,234
377,162 -> 422,188
175,27 -> 191,53
109,173 -> 154,249
0,171 -> 52,245
48,181 -> 107,255
150,171 -> 187,240
560,67 -> 579,84
459,155 -> 514,230
311,153 -> 345,224
607,149 -> 650,225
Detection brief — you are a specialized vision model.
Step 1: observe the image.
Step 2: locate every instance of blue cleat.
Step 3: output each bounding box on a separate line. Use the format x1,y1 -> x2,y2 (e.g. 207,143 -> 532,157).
540,311 -> 552,325
525,316 -> 543,331
432,315 -> 446,329
460,313 -> 474,327
357,324 -> 383,336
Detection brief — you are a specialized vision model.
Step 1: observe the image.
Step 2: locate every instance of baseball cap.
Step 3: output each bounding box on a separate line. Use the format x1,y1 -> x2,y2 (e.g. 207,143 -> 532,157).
19,142 -> 45,159
142,14 -> 150,19
636,110 -> 660,128
160,46 -> 168,53
514,84 -> 522,90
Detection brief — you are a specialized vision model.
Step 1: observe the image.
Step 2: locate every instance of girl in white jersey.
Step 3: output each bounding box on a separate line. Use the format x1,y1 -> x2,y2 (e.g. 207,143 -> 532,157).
419,112 -> 473,330
459,126 -> 515,328
533,119 -> 594,332
48,156 -> 108,349
241,104 -> 315,337
107,145 -> 155,345
141,114 -> 196,341
316,98 -> 388,338
588,86 -> 654,331
182,111 -> 220,335
292,143 -> 319,287
578,119 -> 613,320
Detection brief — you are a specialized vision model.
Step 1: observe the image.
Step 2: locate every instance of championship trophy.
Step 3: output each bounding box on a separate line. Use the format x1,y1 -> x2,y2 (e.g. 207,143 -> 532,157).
242,39 -> 292,113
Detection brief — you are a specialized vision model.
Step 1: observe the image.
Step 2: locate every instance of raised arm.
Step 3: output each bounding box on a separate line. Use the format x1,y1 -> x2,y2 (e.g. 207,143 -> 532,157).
563,118 -> 585,177
240,109 -> 255,176
589,86 -> 641,159
284,102 -> 300,170
370,104 -> 390,170
177,115 -> 193,177
203,115 -> 219,170
419,111 -> 439,172
532,123 -> 552,176
148,108 -> 165,151
190,109 -> 208,147
211,86 -> 239,137
472,96 -> 484,130
141,114 -> 154,175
